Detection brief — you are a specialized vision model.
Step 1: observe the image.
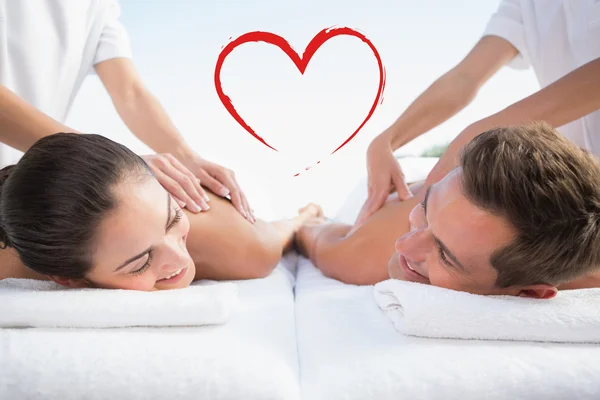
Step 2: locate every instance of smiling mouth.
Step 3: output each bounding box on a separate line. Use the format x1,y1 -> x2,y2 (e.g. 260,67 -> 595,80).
157,267 -> 187,283
399,254 -> 429,282
406,260 -> 424,277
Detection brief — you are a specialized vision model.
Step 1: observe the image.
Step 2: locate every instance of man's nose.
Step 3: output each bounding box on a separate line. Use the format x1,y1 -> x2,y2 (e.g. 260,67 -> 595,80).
394,228 -> 433,258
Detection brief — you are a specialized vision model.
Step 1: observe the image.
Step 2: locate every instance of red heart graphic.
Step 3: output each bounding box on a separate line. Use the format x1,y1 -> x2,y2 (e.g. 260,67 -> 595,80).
214,26 -> 386,155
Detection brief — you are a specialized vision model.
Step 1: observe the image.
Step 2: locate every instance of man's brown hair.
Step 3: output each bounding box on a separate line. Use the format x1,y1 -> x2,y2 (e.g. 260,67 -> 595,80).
459,121 -> 600,287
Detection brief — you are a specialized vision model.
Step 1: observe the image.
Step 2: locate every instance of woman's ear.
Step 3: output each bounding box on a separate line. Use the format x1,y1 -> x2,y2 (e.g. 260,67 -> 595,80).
518,284 -> 558,299
48,276 -> 91,289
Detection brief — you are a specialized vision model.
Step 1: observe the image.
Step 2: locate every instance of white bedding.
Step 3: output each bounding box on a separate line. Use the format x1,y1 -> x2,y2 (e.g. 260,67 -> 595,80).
5,156 -> 600,399
0,255 -> 301,400
297,156 -> 600,399
295,258 -> 600,400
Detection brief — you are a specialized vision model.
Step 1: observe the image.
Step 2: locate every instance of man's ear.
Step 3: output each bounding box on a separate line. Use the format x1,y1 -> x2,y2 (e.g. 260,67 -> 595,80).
518,284 -> 558,299
48,276 -> 90,289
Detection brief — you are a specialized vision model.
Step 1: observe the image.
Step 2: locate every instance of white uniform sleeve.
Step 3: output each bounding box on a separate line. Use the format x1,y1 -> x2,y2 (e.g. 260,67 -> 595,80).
93,0 -> 133,65
482,0 -> 530,70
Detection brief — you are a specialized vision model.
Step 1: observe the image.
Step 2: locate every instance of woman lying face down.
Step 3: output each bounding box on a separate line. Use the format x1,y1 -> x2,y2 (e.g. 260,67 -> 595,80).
295,122 -> 600,298
0,133 -> 321,291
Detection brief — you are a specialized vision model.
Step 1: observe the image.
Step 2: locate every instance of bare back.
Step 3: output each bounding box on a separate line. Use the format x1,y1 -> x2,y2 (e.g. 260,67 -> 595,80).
296,192 -> 420,285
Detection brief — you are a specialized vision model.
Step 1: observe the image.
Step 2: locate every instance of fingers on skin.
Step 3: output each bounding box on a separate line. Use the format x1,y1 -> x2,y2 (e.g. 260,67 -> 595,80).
240,191 -> 254,223
232,175 -> 254,223
153,170 -> 199,212
355,185 -> 388,226
198,171 -> 230,198
165,154 -> 210,204
392,170 -> 413,201
148,154 -> 206,212
169,168 -> 209,212
228,187 -> 248,221
199,170 -> 254,223
220,172 -> 254,223
396,185 -> 414,201
353,202 -> 372,228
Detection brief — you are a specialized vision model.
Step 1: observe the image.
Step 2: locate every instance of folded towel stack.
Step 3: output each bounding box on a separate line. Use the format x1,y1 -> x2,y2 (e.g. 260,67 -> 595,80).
0,278 -> 239,328
373,279 -> 600,343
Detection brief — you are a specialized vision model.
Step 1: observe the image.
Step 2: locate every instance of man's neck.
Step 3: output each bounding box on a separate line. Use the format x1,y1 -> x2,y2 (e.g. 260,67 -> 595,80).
558,271 -> 600,290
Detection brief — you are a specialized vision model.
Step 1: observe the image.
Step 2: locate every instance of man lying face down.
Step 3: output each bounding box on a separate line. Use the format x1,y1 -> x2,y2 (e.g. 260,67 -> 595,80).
295,121 -> 600,299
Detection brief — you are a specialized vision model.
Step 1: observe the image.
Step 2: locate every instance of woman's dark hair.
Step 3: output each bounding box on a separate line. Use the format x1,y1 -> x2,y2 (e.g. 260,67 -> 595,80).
0,133 -> 152,279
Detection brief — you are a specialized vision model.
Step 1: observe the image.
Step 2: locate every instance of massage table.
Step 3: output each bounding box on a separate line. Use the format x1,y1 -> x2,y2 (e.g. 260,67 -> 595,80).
295,257 -> 600,400
0,255 -> 301,400
294,156 -> 600,399
2,157 -> 599,399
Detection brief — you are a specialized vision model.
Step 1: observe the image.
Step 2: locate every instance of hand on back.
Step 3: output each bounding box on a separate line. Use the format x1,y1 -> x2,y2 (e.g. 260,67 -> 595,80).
353,134 -> 413,228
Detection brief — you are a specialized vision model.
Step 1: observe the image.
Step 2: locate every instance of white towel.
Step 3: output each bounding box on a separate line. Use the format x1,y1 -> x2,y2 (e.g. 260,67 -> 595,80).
373,279 -> 600,343
297,260 -> 600,400
1,263 -> 301,400
0,278 -> 239,328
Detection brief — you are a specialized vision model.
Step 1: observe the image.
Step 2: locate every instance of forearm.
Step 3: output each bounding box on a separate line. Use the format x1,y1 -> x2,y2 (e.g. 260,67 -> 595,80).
111,84 -> 196,161
297,222 -> 352,265
384,68 -> 479,150
382,36 -> 518,151
0,85 -> 79,152
427,57 -> 600,185
472,58 -> 600,134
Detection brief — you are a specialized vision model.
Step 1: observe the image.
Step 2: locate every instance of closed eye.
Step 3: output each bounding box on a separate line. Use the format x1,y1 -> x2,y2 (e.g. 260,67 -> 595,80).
437,245 -> 453,267
131,253 -> 153,275
167,208 -> 183,232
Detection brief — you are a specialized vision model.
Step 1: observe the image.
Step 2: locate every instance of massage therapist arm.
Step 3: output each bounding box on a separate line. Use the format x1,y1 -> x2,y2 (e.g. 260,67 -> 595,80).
0,82 -> 233,219
424,56 -> 600,187
354,36 -> 519,227
0,85 -> 79,151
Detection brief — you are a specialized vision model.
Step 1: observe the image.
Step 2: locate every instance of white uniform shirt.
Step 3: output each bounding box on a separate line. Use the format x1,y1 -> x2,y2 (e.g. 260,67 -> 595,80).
483,0 -> 600,155
0,0 -> 132,165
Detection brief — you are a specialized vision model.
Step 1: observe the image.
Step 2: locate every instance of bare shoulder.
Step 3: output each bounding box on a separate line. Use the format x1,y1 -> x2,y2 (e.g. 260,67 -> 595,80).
310,196 -> 419,285
185,189 -> 280,280
184,190 -> 247,262
185,189 -> 256,246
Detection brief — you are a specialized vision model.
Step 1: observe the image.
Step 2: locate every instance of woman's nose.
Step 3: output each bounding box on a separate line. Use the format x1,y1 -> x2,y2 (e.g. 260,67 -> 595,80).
395,228 -> 432,259
164,236 -> 191,265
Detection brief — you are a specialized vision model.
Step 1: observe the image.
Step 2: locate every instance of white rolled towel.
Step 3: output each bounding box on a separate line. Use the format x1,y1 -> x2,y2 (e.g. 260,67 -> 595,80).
0,278 -> 239,328
373,279 -> 600,343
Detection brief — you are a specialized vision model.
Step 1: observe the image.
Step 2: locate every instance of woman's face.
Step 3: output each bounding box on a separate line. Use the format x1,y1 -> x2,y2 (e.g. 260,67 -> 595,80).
84,176 -> 196,291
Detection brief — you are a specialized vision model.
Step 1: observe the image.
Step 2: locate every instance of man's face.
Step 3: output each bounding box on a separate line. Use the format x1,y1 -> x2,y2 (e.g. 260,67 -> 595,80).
387,169 -> 518,295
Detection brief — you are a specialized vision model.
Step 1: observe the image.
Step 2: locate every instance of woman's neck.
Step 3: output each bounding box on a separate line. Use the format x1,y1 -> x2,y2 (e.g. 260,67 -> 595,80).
0,247 -> 49,281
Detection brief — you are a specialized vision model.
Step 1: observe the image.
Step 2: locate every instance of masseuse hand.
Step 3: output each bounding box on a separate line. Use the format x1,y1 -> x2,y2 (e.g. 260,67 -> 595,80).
141,153 -> 210,213
142,154 -> 255,223
182,155 -> 255,223
354,134 -> 413,227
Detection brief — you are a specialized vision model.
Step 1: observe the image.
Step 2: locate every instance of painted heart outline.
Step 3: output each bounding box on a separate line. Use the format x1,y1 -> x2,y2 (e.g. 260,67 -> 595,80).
214,26 -> 386,155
